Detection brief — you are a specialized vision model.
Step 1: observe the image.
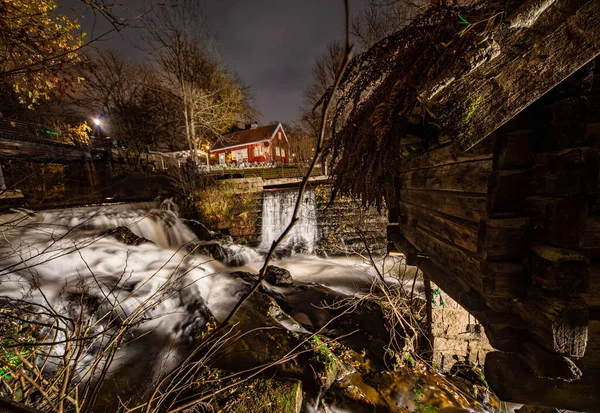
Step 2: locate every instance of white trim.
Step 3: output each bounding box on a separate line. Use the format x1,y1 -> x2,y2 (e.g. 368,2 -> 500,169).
270,123 -> 289,144
210,138 -> 270,153
210,123 -> 289,153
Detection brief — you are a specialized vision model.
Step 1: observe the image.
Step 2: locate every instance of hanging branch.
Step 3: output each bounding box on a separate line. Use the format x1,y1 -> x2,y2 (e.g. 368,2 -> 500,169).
143,3 -> 353,411
215,0 -> 353,331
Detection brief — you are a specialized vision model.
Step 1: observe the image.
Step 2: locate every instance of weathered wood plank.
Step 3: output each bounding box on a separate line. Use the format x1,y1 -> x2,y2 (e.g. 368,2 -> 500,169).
477,217 -> 530,261
398,201 -> 478,253
399,139 -> 494,172
480,261 -> 527,298
487,169 -> 531,217
515,289 -> 588,357
398,189 -> 487,223
398,160 -> 492,193
530,148 -> 600,197
485,351 -> 600,412
386,224 -> 419,265
588,122 -> 600,142
581,264 -> 600,311
537,95 -> 591,150
493,129 -> 535,170
399,221 -> 483,292
583,215 -> 600,260
582,320 -> 600,368
530,243 -> 589,294
423,0 -> 600,151
519,341 -> 582,381
528,196 -> 588,249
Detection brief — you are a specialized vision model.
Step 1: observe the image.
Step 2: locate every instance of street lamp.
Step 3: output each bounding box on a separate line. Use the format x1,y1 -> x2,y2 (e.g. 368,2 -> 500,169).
93,118 -> 101,126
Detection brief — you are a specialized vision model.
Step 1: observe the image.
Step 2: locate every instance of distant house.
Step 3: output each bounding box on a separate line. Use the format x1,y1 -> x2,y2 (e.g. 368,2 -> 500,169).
209,123 -> 290,165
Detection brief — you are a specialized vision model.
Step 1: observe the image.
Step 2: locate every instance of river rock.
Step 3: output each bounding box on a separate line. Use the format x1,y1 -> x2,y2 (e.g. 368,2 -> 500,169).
102,227 -> 152,245
191,241 -> 227,262
212,291 -> 304,376
184,219 -> 218,241
265,265 -> 294,286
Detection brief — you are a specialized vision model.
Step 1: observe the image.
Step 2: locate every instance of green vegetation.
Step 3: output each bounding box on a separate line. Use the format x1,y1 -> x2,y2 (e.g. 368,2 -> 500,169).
413,385 -> 439,413
464,94 -> 482,125
192,183 -> 260,242
213,377 -> 302,413
311,335 -> 335,367
0,308 -> 38,402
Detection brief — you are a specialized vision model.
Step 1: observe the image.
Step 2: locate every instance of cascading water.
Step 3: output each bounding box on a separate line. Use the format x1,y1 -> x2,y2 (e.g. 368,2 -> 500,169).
40,202 -> 197,249
259,189 -> 318,253
0,201 -> 493,412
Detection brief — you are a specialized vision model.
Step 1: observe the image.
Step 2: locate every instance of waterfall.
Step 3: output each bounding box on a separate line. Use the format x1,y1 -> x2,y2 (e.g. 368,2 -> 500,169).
259,189 -> 318,254
39,201 -> 197,248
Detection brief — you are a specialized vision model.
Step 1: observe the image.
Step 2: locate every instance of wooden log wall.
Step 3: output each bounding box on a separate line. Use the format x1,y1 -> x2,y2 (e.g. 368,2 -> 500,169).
388,59 -> 600,410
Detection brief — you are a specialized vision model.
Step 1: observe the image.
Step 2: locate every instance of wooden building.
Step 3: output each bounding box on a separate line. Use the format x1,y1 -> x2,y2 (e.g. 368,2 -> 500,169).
209,123 -> 290,165
373,1 -> 600,411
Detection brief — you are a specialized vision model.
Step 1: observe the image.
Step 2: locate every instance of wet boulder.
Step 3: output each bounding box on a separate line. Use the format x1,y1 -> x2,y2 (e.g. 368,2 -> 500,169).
102,227 -> 152,245
191,241 -> 227,262
211,291 -> 305,376
190,241 -> 260,267
184,219 -> 218,241
212,377 -> 303,413
265,265 -> 294,286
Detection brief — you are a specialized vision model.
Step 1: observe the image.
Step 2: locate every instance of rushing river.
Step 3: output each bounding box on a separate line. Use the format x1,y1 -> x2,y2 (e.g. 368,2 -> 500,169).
0,201 -> 499,412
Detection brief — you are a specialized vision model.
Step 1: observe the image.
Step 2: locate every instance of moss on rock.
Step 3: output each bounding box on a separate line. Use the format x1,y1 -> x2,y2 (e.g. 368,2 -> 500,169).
216,378 -> 303,413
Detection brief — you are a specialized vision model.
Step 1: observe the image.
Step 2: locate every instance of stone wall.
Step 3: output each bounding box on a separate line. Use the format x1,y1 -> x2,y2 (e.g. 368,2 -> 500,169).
314,185 -> 388,255
194,178 -> 264,244
217,177 -> 264,194
431,286 -> 493,372
198,179 -> 388,254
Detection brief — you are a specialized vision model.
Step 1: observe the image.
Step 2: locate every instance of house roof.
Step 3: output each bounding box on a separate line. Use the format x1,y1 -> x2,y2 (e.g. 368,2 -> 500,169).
210,124 -> 281,152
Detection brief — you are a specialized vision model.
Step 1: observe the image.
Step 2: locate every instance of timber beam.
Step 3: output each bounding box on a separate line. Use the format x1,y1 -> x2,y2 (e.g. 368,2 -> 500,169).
422,0 -> 600,151
485,351 -> 600,412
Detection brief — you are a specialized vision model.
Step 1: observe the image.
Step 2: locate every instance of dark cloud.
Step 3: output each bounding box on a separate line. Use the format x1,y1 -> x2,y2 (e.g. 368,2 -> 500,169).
57,0 -> 368,123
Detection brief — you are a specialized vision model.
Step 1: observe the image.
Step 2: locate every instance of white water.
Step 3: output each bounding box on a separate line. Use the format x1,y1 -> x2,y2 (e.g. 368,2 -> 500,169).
259,189 -> 319,253
0,202 -> 498,413
0,202 -> 383,387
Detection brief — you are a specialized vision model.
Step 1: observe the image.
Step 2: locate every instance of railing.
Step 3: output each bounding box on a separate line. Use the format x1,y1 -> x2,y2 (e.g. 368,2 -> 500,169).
0,118 -> 65,145
202,164 -> 324,180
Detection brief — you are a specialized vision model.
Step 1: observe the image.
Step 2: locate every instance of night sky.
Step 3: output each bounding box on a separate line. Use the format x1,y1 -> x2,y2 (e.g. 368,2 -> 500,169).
56,0 -> 370,123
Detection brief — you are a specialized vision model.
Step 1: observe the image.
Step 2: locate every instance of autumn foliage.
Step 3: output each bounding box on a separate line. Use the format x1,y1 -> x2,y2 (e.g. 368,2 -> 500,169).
0,0 -> 82,106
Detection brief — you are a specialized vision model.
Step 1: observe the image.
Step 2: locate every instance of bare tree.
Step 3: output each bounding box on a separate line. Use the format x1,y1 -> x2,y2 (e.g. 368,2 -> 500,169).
301,41 -> 346,138
141,0 -> 250,163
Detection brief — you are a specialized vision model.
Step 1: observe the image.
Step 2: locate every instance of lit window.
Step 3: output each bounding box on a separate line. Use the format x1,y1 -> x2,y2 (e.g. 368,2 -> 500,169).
281,148 -> 286,157
254,146 -> 263,157
278,132 -> 282,140
275,147 -> 281,156
233,148 -> 248,162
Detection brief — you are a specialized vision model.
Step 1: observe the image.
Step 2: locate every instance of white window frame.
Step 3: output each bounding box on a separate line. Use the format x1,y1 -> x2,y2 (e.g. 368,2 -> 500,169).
275,146 -> 281,156
233,148 -> 248,162
254,146 -> 263,157
281,148 -> 285,158
218,153 -> 225,164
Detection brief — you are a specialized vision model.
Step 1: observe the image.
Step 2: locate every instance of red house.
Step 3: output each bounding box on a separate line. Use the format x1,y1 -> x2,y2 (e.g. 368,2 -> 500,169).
209,123 -> 290,165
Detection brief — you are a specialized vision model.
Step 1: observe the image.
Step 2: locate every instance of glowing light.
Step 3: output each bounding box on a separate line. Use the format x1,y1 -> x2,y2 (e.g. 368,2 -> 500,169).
93,119 -> 101,126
